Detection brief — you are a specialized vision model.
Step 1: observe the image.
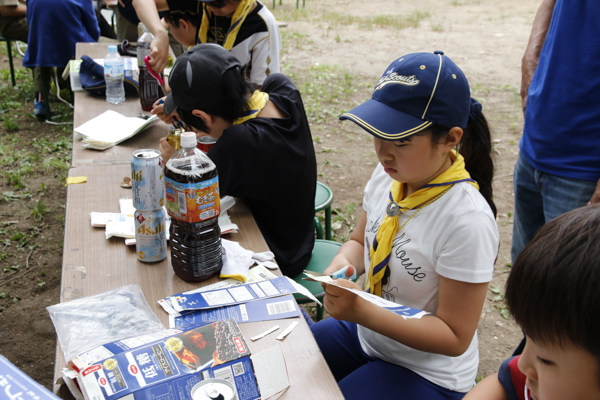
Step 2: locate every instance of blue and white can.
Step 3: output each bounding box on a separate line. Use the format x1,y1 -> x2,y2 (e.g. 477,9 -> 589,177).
132,149 -> 164,210
134,209 -> 167,262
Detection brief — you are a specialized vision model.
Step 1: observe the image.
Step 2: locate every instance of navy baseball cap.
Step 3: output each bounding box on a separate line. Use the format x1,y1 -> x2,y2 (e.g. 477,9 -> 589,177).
163,43 -> 242,115
339,51 -> 471,140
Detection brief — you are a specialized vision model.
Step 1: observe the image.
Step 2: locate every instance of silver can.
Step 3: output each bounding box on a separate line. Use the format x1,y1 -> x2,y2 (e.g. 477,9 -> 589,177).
132,149 -> 165,210
191,379 -> 237,400
134,209 -> 167,262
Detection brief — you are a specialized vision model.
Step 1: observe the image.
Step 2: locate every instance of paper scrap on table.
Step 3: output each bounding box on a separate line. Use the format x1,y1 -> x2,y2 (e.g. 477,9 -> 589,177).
119,197 -> 136,216
251,346 -> 290,399
65,176 -> 87,186
171,275 -> 299,312
118,197 -> 238,246
304,275 -> 430,320
90,212 -> 121,228
74,110 -> 158,150
251,325 -> 279,341
159,265 -> 278,317
303,271 -> 333,284
276,321 -> 298,340
288,278 -> 322,306
105,214 -> 135,239
169,294 -> 300,328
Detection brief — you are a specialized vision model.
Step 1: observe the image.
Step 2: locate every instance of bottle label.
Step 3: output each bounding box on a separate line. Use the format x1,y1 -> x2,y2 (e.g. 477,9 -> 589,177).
164,176 -> 220,223
104,63 -> 124,78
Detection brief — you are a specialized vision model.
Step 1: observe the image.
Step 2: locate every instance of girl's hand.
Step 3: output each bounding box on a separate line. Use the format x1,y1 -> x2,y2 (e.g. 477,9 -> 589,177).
323,279 -> 369,323
159,137 -> 176,163
323,264 -> 356,278
330,265 -> 357,280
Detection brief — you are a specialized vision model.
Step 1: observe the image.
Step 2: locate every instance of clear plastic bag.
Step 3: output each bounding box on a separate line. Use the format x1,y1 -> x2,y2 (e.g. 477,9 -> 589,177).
47,284 -> 164,362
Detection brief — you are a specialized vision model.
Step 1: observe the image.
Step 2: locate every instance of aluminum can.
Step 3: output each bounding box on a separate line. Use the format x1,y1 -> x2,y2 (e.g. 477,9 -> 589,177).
166,126 -> 183,151
132,149 -> 165,210
191,379 -> 237,400
134,209 -> 167,262
197,136 -> 217,153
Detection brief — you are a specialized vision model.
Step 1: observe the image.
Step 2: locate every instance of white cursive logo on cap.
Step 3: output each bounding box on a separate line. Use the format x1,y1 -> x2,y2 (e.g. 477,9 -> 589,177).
374,73 -> 420,91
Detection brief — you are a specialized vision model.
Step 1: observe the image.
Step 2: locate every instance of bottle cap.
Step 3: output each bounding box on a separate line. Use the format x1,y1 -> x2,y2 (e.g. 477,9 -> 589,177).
180,132 -> 196,148
108,45 -> 118,53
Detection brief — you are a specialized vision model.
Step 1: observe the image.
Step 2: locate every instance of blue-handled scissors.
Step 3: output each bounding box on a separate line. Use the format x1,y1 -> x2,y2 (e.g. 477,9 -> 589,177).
304,265 -> 358,281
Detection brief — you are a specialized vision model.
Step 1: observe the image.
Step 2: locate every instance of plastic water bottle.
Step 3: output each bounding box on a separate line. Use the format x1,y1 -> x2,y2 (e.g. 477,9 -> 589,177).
104,45 -> 125,105
164,132 -> 222,282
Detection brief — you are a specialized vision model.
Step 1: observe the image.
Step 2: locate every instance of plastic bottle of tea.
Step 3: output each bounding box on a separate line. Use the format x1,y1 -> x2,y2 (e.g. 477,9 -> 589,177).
164,132 -> 222,282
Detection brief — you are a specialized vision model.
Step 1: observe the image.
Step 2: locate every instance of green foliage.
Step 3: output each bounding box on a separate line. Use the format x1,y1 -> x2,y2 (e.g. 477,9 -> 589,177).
332,202 -> 357,234
3,265 -> 20,274
489,284 -> 510,319
288,63 -> 360,124
29,200 -> 50,220
3,117 -> 19,132
318,9 -> 431,30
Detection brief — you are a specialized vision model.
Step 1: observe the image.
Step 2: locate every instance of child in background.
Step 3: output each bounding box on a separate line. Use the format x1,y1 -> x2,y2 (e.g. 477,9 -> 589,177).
162,2 -> 201,49
310,51 -> 499,399
464,205 -> 600,400
154,44 -> 316,278
132,0 -> 281,86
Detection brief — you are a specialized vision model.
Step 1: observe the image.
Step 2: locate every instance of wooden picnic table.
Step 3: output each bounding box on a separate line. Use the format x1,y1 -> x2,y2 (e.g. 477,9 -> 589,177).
53,42 -> 342,399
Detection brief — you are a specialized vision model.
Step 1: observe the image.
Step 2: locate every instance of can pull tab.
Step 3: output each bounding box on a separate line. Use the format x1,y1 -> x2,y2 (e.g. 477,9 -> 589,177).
204,384 -> 225,400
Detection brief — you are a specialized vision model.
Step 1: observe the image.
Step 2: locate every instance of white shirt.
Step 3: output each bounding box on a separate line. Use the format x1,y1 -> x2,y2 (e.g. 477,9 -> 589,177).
358,163 -> 499,392
228,2 -> 281,85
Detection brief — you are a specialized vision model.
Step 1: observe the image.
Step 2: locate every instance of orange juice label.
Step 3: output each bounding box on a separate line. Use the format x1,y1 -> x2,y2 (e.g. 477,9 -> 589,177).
164,176 -> 220,223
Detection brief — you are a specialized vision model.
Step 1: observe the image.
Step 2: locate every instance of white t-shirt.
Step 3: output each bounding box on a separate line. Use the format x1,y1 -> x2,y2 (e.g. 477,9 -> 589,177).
200,1 -> 282,85
228,2 -> 282,85
358,163 -> 499,392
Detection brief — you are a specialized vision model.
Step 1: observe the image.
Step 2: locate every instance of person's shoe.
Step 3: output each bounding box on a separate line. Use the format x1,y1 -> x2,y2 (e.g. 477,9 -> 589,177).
34,100 -> 47,120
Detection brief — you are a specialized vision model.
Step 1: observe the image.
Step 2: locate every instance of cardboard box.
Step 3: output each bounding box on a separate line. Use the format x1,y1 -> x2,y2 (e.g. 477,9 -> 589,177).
67,319 -> 259,400
0,354 -> 61,400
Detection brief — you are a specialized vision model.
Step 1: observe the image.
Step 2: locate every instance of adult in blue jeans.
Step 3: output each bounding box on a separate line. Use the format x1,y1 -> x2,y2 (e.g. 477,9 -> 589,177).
512,0 -> 600,265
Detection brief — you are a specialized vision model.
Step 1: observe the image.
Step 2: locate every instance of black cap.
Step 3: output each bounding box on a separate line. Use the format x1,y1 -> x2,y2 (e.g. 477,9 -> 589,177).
163,43 -> 242,114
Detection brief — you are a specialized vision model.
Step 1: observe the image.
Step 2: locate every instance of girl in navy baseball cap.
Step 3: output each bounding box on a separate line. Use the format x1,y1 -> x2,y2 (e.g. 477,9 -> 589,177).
310,51 -> 499,400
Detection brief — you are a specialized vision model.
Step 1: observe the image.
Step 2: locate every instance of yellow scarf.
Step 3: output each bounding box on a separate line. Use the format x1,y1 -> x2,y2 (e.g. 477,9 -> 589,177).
365,150 -> 479,296
233,90 -> 269,125
198,0 -> 255,50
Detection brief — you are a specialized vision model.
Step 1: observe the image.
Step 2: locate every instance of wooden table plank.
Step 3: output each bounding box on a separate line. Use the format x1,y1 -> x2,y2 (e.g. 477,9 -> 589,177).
54,164 -> 342,399
72,43 -> 168,168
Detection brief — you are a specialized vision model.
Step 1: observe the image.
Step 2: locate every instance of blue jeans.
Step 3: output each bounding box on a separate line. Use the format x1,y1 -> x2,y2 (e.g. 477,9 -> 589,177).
311,318 -> 466,400
511,154 -> 597,264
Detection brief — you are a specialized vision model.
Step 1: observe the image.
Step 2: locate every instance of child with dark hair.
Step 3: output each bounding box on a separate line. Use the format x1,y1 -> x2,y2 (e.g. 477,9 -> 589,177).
162,0 -> 201,48
465,204 -> 600,400
132,0 -> 281,86
153,44 -> 316,278
309,51 -> 499,399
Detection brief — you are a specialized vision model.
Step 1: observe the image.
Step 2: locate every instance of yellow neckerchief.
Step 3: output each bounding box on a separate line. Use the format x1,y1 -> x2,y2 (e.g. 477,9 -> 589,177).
365,150 -> 479,296
233,90 -> 269,125
198,0 -> 254,50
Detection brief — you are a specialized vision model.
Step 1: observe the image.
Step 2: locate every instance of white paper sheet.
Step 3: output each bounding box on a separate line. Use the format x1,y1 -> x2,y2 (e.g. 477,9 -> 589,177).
74,110 -> 158,150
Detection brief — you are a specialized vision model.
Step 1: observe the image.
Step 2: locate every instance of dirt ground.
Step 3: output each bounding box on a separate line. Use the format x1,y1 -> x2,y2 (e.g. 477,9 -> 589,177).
0,0 -> 539,393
